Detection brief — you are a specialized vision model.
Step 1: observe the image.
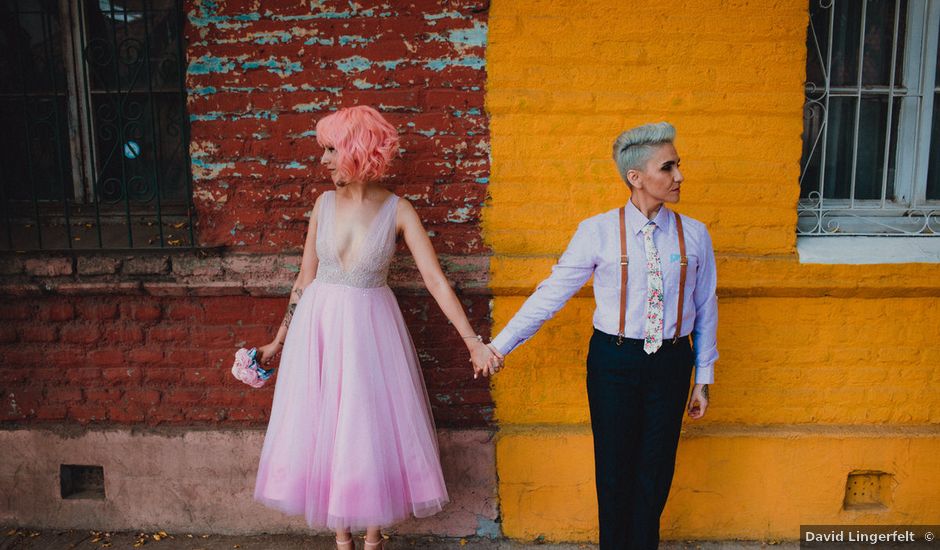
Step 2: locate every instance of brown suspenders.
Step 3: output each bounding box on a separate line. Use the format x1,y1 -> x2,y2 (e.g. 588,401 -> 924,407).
616,207 -> 687,346
618,207 -> 628,345
674,213 -> 687,341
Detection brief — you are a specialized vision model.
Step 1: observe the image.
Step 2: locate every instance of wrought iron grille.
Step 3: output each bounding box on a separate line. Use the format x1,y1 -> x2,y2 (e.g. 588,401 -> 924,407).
0,0 -> 195,251
799,0 -> 940,236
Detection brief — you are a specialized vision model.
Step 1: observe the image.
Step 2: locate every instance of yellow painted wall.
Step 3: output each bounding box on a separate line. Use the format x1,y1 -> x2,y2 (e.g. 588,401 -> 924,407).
485,0 -> 940,542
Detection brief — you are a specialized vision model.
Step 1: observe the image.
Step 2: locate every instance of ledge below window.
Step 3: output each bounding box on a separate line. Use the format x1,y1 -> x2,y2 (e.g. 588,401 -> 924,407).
797,236 -> 940,264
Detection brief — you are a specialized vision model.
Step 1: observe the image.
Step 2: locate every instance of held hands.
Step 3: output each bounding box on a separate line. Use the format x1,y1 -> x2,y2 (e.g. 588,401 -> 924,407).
687,383 -> 709,419
257,341 -> 282,365
467,340 -> 505,379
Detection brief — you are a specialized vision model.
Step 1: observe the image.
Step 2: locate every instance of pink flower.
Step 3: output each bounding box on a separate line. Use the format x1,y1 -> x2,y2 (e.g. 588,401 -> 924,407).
232,348 -> 266,388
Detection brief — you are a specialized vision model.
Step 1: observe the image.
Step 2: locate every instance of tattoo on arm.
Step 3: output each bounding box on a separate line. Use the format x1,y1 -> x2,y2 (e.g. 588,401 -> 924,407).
280,287 -> 304,329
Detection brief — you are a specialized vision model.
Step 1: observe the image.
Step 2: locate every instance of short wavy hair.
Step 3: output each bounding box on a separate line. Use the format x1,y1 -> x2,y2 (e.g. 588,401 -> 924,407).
612,122 -> 676,187
315,106 -> 400,183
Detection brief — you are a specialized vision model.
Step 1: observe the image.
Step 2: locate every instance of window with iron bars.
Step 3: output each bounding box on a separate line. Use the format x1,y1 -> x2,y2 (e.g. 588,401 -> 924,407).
799,0 -> 940,236
0,0 -> 195,251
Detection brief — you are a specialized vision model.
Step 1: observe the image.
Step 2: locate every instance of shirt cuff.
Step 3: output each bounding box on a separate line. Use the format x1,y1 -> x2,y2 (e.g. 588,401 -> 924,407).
490,330 -> 518,357
694,364 -> 714,385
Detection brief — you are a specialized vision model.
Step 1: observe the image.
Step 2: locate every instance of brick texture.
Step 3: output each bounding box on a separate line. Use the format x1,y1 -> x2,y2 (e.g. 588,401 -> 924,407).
0,0 -> 494,429
1,293 -> 492,428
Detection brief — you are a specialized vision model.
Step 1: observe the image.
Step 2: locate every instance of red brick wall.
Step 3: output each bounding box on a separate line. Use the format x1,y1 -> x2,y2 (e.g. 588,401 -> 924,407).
0,0 -> 493,429
186,0 -> 490,253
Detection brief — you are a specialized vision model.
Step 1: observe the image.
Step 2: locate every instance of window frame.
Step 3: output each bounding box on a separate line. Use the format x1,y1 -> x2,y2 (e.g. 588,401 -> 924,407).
798,0 -> 940,237
0,0 -> 196,251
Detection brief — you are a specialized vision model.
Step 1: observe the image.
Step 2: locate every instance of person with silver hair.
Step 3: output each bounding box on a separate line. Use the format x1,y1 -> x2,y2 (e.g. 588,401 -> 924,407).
486,122 -> 718,549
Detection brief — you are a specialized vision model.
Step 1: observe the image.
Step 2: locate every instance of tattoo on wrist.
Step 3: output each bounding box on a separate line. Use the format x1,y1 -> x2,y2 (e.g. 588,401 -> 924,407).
702,384 -> 709,400
280,287 -> 304,328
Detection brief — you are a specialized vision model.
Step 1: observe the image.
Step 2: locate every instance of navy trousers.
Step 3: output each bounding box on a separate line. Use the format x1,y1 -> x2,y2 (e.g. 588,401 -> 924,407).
586,329 -> 694,550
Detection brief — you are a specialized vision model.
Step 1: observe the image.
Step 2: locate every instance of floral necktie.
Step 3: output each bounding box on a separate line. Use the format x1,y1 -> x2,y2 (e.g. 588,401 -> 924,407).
642,223 -> 663,354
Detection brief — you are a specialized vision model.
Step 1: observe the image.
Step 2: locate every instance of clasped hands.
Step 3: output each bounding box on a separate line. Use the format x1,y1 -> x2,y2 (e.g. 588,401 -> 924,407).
469,341 -> 505,379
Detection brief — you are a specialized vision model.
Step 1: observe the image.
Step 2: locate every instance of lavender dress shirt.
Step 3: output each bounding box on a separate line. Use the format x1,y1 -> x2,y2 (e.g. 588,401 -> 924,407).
491,200 -> 719,384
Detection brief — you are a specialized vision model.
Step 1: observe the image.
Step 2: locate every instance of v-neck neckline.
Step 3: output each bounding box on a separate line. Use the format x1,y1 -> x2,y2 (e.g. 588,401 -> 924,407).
331,191 -> 395,274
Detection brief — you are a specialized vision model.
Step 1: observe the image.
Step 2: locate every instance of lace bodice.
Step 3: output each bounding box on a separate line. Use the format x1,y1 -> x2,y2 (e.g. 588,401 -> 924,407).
315,191 -> 399,288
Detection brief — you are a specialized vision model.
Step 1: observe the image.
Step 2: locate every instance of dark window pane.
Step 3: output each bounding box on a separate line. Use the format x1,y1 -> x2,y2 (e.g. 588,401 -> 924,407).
894,0 -> 908,85
885,99 -> 899,201
823,97 -> 857,199
806,1 -> 830,89
925,23 -> 939,201
81,0 -> 189,206
0,0 -> 73,203
830,1 -> 863,86
862,0 -> 903,86
927,92 -> 939,200
854,97 -> 891,199
800,99 -> 825,198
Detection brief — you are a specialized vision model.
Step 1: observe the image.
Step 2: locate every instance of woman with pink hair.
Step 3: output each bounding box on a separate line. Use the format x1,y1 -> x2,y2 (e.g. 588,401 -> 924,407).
250,105 -> 498,549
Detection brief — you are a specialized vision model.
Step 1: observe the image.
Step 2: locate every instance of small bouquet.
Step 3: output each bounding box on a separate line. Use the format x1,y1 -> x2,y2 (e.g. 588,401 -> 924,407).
231,347 -> 275,388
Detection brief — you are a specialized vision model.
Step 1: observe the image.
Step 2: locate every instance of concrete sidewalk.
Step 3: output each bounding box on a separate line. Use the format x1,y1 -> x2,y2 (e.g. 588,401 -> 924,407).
1,528 -> 798,550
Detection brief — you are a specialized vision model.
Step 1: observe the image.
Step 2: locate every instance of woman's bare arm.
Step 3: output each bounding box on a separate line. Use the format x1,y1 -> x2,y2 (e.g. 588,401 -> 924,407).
259,194 -> 322,362
397,199 -> 496,377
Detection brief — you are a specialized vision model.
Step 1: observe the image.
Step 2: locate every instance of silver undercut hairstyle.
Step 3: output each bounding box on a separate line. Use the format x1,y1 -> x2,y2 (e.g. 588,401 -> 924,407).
612,122 -> 676,187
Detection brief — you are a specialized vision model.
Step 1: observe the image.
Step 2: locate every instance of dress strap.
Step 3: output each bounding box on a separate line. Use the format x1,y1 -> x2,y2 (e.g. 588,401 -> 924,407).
315,190 -> 335,240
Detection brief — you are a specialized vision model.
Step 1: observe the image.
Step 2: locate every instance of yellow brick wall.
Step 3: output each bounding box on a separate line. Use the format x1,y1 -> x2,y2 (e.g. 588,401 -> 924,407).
485,0 -> 940,542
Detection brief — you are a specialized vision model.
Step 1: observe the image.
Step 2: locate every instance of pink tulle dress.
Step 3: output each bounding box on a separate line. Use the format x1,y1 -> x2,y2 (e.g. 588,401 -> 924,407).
253,191 -> 449,530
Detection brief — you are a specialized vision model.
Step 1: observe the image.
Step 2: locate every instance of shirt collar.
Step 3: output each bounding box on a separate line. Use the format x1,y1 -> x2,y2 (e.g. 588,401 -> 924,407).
625,198 -> 672,235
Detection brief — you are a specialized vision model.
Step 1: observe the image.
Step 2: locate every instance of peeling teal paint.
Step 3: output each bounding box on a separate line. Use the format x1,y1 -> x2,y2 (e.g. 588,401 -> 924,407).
377,59 -> 405,70
192,157 -> 234,171
475,177 -> 489,184
447,206 -> 473,223
352,79 -> 375,90
266,8 -> 375,21
448,22 -> 488,46
284,161 -> 307,170
424,56 -> 485,71
293,101 -> 329,112
435,394 -> 453,404
188,3 -> 260,27
253,31 -> 292,44
379,104 -> 419,112
188,55 -> 235,75
417,129 -> 437,137
338,35 -> 375,47
453,108 -> 482,117
426,22 -> 488,47
241,57 -> 303,77
336,56 -> 372,73
188,86 -> 218,95
304,37 -> 335,46
190,111 -> 279,121
425,11 -> 465,20
300,84 -> 343,94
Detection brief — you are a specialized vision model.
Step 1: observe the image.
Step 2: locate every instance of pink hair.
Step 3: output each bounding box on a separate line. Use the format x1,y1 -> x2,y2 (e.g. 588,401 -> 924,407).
315,106 -> 400,183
